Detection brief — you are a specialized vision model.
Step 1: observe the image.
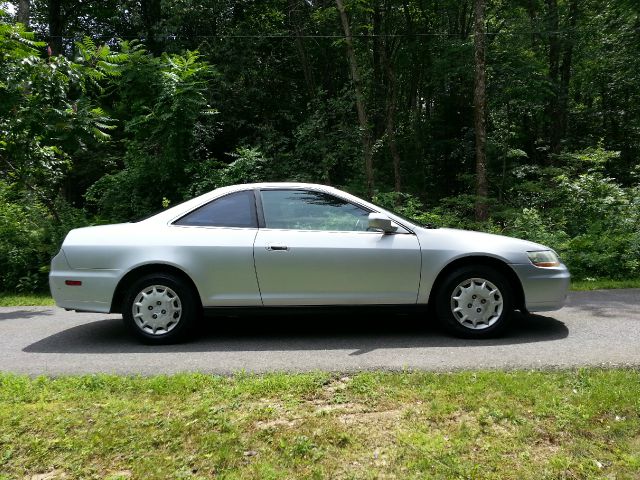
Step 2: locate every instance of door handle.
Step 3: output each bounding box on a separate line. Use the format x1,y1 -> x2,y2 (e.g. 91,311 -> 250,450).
266,244 -> 289,251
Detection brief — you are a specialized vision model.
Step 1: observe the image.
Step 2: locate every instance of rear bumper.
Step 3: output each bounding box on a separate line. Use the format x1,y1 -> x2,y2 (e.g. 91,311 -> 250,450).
49,250 -> 120,313
510,262 -> 571,312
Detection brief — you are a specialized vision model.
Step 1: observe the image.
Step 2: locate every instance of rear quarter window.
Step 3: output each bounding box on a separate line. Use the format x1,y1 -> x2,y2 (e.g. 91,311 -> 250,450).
174,190 -> 258,228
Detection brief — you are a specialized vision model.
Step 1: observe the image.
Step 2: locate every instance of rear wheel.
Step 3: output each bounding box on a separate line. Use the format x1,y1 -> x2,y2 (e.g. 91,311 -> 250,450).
435,265 -> 513,338
122,273 -> 197,344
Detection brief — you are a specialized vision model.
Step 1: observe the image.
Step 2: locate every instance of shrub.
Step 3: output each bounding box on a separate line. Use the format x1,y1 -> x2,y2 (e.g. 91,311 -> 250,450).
0,182 -> 94,292
375,159 -> 640,281
0,185 -> 50,292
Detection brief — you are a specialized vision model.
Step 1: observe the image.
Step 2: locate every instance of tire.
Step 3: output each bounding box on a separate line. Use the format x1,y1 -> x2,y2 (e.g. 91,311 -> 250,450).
435,265 -> 513,339
122,273 -> 198,344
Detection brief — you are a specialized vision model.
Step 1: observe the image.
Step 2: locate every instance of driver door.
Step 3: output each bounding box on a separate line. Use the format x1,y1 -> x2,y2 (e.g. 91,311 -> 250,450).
253,189 -> 421,305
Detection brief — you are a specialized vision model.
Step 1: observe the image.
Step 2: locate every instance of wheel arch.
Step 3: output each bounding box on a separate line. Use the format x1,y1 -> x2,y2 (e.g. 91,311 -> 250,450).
428,255 -> 526,311
110,263 -> 202,314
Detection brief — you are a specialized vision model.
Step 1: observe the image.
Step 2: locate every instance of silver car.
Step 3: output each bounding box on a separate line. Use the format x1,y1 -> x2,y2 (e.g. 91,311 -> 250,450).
50,182 -> 570,343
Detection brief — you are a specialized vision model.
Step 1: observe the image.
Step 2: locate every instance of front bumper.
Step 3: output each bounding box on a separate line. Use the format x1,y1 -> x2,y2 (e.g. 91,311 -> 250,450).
510,262 -> 571,312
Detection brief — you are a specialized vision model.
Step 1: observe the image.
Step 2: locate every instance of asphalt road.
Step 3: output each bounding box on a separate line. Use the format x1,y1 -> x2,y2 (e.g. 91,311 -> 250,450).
0,289 -> 638,375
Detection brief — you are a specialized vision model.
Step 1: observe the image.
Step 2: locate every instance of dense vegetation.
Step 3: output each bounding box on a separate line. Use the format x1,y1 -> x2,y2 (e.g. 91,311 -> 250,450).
1,0 -> 639,292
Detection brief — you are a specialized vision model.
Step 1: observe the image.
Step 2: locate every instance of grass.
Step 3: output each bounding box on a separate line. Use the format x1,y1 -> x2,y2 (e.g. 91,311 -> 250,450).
570,278 -> 640,291
1,278 -> 639,308
0,292 -> 55,306
0,370 -> 639,479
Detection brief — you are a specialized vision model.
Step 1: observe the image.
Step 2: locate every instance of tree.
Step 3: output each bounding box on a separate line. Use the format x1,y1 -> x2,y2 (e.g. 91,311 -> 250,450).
86,49 -> 216,220
0,22 -> 120,219
3,0 -> 640,291
473,0 -> 488,221
141,0 -> 162,55
288,0 -> 315,99
17,0 -> 29,26
47,0 -> 62,55
336,0 -> 374,199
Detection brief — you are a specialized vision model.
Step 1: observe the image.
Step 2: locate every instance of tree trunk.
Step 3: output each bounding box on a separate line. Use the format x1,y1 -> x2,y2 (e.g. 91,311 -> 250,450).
48,0 -> 63,56
402,0 -> 419,112
557,0 -> 579,149
380,31 -> 401,194
526,0 -> 539,47
473,0 -> 488,221
141,0 -> 162,56
17,0 -> 30,26
546,0 -> 560,82
386,74 -> 402,194
546,0 -> 561,156
288,0 -> 315,98
336,0 -> 374,199
460,0 -> 473,38
371,1 -> 385,139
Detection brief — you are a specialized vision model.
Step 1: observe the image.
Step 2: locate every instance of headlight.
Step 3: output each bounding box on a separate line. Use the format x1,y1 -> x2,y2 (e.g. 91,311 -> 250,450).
527,250 -> 560,268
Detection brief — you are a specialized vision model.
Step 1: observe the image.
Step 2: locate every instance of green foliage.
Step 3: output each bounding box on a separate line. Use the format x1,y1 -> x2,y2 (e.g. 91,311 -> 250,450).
507,207 -> 570,253
0,11 -> 44,60
0,292 -> 55,306
0,20 -> 118,220
1,370 -> 640,477
86,50 -> 216,221
288,90 -> 362,184
374,147 -> 640,280
373,191 -> 441,226
501,159 -> 640,279
0,181 -> 92,292
565,231 -> 640,280
2,2 -> 640,289
0,183 -> 49,292
187,146 -> 270,197
220,147 -> 270,186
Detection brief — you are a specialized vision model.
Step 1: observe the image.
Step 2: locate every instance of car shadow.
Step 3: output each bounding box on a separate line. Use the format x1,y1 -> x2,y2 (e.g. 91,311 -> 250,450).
23,311 -> 568,354
564,289 -> 640,318
0,309 -> 53,321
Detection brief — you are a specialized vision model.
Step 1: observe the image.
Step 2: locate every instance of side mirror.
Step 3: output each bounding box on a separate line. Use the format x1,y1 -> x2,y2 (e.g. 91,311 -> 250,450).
368,212 -> 398,233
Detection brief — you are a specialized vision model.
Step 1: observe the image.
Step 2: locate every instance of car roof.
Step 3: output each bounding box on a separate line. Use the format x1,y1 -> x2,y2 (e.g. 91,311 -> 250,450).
230,182 -> 339,191
141,182 -> 418,232
141,183 -> 346,224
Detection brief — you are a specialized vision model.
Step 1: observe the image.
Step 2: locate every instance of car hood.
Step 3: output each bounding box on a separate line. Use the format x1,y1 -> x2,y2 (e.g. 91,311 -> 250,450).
417,227 -> 551,264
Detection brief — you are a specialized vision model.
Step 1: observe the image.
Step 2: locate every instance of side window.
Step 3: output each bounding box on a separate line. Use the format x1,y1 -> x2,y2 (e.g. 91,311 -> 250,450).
261,190 -> 370,231
174,190 -> 258,228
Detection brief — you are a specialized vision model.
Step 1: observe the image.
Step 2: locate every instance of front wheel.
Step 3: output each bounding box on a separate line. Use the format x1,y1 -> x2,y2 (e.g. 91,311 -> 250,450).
435,265 -> 514,338
122,273 -> 198,344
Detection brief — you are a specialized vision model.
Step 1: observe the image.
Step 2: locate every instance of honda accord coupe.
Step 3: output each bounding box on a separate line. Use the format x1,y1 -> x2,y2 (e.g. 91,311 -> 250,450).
50,182 -> 570,343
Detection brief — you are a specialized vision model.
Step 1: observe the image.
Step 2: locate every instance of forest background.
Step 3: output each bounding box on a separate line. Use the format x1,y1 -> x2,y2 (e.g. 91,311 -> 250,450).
1,0 -> 639,293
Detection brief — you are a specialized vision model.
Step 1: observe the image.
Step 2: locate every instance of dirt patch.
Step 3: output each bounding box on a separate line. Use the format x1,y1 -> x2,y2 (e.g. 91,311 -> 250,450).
254,417 -> 302,429
338,409 -> 403,426
313,401 -> 367,414
28,471 -> 67,480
